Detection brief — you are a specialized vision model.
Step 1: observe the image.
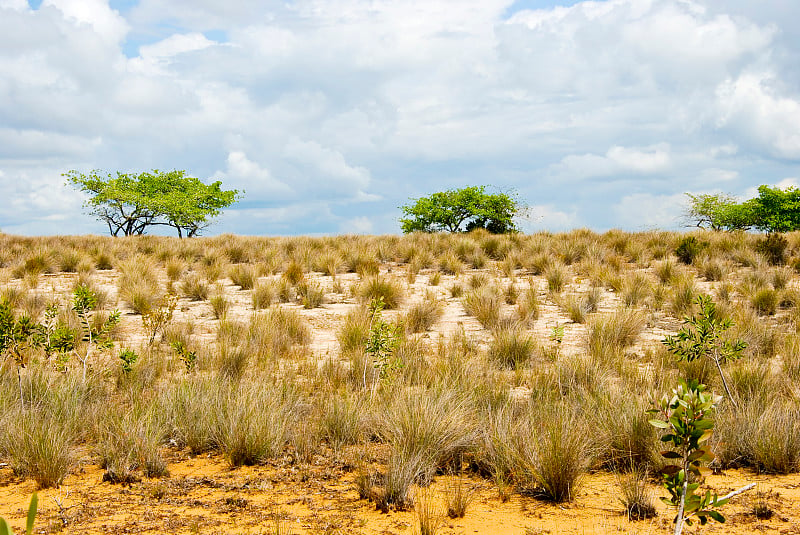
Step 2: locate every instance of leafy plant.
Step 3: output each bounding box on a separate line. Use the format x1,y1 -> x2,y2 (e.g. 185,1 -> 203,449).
172,341 -> 198,371
1,299 -> 44,403
118,348 -> 138,374
675,236 -> 702,265
73,285 -> 120,380
663,295 -> 746,409
365,298 -> 402,386
648,379 -> 751,533
142,294 -> 177,344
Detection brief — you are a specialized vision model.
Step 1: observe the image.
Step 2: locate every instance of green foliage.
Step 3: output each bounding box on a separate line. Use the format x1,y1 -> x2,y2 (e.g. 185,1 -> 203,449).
684,193 -> 754,231
118,348 -> 138,374
648,380 -> 727,529
663,295 -> 746,408
675,236 -> 703,265
399,186 -> 520,234
65,169 -> 240,237
0,299 -> 40,370
750,185 -> 800,233
72,286 -> 121,380
366,298 -> 402,383
0,493 -> 37,535
172,341 -> 198,371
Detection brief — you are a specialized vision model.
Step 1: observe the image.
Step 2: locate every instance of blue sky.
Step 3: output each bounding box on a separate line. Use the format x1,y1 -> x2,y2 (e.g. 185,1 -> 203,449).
2,0 -> 799,236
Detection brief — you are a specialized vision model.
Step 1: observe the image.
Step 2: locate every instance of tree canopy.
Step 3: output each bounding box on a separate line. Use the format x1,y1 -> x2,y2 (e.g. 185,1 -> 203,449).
685,186 -> 800,233
684,193 -> 755,231
749,185 -> 800,233
65,169 -> 240,237
399,186 -> 520,234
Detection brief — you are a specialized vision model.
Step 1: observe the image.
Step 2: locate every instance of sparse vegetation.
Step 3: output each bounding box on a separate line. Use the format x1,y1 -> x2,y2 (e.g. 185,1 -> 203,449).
0,230 -> 798,533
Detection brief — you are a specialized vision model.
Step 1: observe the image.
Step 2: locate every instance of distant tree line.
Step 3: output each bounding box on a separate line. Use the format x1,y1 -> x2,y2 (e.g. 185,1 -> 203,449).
66,169 -> 241,237
685,185 -> 800,233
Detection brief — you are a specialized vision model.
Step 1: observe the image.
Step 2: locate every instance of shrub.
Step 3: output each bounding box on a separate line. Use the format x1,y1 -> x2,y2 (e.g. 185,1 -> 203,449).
675,236 -> 702,265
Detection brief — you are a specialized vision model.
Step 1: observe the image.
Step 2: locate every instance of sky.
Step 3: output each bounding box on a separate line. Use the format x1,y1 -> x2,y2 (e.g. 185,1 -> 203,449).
1,0 -> 799,236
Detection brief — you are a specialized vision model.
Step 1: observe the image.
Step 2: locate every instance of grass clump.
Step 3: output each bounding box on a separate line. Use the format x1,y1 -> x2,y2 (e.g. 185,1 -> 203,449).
463,289 -> 502,329
180,273 -> 209,301
338,306 -> 371,354
405,298 -> 443,333
251,281 -> 277,310
617,469 -> 657,520
228,264 -> 256,290
214,381 -> 297,467
358,277 -> 403,309
587,309 -> 645,364
488,328 -> 536,369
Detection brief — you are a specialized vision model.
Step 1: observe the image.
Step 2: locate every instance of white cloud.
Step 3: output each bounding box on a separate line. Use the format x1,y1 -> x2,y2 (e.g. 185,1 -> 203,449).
42,0 -> 129,44
715,72 -> 800,159
283,138 -> 376,199
522,204 -> 578,232
212,151 -> 293,198
1,0 -> 799,235
612,193 -> 686,230
339,216 -> 373,234
555,144 -> 671,179
130,32 -> 218,75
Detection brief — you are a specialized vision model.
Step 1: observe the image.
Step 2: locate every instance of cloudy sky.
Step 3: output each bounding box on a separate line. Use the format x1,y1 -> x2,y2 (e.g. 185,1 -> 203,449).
1,0 -> 799,236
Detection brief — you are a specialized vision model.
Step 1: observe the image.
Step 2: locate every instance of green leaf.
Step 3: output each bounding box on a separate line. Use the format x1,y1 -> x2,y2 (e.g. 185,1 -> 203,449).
0,518 -> 13,535
26,493 -> 37,535
649,419 -> 670,429
707,510 -> 726,523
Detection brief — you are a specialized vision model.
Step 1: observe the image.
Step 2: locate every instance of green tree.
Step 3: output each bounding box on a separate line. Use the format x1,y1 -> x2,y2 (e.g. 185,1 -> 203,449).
684,193 -> 755,231
399,186 -> 520,233
749,185 -> 800,233
65,169 -> 240,237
